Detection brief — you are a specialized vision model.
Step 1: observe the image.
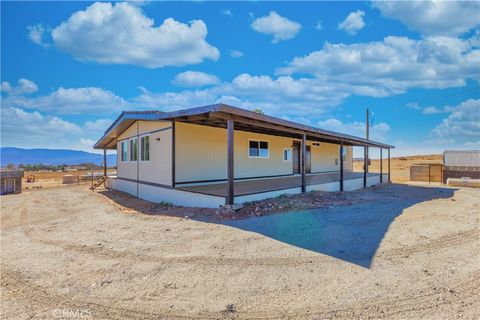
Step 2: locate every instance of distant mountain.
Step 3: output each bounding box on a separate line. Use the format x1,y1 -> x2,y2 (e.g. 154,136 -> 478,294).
1,147 -> 117,166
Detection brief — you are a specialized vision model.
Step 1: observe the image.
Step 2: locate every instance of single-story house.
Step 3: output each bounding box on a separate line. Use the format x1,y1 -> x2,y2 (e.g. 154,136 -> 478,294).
94,104 -> 394,208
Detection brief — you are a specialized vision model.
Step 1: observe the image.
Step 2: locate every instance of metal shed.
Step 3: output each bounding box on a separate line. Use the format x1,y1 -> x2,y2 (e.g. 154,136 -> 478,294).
443,150 -> 480,183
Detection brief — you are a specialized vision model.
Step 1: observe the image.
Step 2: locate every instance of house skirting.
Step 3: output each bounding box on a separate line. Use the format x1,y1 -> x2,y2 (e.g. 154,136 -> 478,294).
106,173 -> 388,209
105,177 -> 225,208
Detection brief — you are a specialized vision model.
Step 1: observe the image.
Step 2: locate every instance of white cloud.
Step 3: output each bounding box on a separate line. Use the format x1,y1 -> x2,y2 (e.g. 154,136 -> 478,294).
431,99 -> 480,145
2,85 -> 130,115
135,73 -> 350,120
221,9 -> 233,17
251,11 -> 301,43
1,107 -> 84,149
317,118 -> 390,142
405,102 -> 421,110
338,10 -> 365,35
1,79 -> 38,96
27,24 -> 48,47
406,102 -> 455,115
85,119 -> 113,132
422,106 -> 442,115
230,49 -> 244,58
48,2 -> 219,68
315,21 -> 323,31
172,71 -> 220,87
372,1 -> 480,36
79,138 -> 96,148
277,35 -> 480,96
0,106 -> 118,152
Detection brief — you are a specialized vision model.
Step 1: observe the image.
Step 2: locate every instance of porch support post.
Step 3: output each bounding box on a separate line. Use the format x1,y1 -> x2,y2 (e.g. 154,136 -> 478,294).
301,133 -> 307,193
103,149 -> 107,177
388,148 -> 391,183
380,148 -> 383,183
363,145 -> 367,188
339,140 -> 344,191
227,119 -> 235,205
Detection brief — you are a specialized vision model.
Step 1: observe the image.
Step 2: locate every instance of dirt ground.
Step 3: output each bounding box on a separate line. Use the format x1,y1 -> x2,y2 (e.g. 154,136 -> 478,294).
354,154 -> 443,182
1,183 -> 479,319
22,170 -> 116,190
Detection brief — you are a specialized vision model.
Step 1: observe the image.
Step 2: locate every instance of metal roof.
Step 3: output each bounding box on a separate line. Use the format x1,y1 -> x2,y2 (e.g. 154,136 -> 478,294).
94,104 -> 395,150
443,150 -> 480,168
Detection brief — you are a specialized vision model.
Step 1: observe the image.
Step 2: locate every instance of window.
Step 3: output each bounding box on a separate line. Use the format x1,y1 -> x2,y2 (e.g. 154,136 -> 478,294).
129,138 -> 138,161
283,148 -> 292,162
120,141 -> 128,162
249,140 -> 269,158
342,147 -> 347,161
140,135 -> 150,161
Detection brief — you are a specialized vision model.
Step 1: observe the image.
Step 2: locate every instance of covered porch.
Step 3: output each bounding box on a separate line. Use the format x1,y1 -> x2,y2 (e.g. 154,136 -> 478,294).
178,171 -> 386,198
96,104 -> 394,207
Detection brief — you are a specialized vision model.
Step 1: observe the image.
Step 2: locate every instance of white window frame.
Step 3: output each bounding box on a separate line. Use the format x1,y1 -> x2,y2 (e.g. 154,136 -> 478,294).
248,139 -> 270,159
129,137 -> 138,162
120,140 -> 128,162
140,134 -> 150,162
283,148 -> 292,162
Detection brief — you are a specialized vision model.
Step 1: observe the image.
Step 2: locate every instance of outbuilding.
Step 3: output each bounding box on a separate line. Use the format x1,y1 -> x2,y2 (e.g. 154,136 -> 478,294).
0,169 -> 24,195
443,150 -> 480,183
94,104 -> 394,208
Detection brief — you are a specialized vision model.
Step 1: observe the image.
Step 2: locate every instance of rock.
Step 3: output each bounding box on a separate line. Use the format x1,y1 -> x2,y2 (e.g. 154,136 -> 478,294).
224,304 -> 236,314
225,204 -> 244,211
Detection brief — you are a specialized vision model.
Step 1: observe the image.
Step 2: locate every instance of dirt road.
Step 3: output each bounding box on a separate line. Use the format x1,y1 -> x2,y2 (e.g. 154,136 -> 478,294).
1,184 -> 479,319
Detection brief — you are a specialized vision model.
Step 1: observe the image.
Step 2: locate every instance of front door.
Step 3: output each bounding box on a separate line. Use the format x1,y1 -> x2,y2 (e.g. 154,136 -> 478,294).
5,179 -> 15,194
292,142 -> 301,174
292,142 -> 311,174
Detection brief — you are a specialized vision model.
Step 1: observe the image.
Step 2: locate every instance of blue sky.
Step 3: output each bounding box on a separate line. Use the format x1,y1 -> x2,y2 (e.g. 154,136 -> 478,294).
1,1 -> 479,156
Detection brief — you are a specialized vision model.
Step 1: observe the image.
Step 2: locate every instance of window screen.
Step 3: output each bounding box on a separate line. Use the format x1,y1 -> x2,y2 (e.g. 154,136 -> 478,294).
141,136 -> 150,161
121,141 -> 128,162
249,140 -> 269,157
259,141 -> 269,157
249,141 -> 259,157
130,138 -> 138,161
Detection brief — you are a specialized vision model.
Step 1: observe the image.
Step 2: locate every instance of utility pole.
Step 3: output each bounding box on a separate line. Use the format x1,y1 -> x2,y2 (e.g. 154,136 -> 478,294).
365,108 -> 369,173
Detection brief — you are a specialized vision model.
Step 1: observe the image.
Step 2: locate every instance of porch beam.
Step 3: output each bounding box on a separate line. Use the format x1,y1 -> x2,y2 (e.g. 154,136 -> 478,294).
380,148 -> 383,183
301,133 -> 307,192
339,141 -> 344,191
227,119 -> 235,205
363,146 -> 367,188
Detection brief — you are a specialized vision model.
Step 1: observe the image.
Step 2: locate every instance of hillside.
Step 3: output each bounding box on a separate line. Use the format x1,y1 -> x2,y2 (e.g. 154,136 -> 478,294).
1,147 -> 117,166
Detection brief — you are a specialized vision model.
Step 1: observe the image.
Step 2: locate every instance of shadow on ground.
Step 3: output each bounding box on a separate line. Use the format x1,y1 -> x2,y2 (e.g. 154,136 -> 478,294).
99,183 -> 456,269
217,184 -> 456,268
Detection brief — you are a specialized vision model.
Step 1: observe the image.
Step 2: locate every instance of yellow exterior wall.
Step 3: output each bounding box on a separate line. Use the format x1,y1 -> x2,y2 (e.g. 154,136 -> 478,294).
175,122 -> 295,182
175,122 -> 354,183
115,121 -> 354,185
116,120 -> 172,186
